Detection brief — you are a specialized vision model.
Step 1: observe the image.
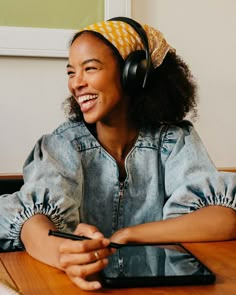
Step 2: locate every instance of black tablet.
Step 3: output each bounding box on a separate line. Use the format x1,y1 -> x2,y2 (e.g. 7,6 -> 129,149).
101,243 -> 216,288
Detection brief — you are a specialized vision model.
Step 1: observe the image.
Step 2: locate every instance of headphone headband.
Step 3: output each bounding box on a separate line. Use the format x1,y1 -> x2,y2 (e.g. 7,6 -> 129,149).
108,17 -> 151,89
109,17 -> 149,54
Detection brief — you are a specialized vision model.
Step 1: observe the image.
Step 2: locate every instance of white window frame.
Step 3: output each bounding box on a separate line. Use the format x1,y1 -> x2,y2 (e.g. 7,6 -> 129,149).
0,0 -> 131,58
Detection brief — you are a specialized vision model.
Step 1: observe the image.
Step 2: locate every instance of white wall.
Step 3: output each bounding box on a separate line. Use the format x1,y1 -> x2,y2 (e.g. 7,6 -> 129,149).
0,0 -> 235,173
132,0 -> 236,167
0,56 -> 68,173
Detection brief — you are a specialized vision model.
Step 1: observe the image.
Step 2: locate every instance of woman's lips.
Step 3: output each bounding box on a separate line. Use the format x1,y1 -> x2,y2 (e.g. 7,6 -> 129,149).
76,94 -> 98,113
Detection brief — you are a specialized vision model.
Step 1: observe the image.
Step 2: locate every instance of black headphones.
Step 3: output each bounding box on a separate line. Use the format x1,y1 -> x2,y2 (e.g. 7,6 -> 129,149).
108,17 -> 152,94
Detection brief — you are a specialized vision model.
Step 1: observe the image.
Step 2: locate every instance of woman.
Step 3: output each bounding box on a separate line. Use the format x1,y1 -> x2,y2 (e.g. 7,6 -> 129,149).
0,17 -> 236,291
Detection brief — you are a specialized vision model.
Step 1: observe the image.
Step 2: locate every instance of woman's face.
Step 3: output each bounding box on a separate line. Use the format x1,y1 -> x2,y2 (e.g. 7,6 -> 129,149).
67,32 -> 127,125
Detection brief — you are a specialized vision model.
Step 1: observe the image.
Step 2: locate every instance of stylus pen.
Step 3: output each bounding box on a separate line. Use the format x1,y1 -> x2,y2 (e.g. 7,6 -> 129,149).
48,229 -> 122,249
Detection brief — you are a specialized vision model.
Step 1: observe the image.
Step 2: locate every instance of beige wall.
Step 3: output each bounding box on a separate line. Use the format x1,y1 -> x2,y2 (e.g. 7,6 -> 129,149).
0,56 -> 67,172
132,0 -> 236,168
0,0 -> 235,173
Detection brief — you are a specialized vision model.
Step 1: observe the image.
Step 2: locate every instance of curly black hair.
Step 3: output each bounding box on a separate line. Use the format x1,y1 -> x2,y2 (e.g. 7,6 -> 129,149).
63,31 -> 198,130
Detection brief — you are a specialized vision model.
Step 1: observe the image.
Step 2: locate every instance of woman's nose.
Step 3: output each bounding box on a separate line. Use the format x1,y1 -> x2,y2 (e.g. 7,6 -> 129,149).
72,73 -> 87,90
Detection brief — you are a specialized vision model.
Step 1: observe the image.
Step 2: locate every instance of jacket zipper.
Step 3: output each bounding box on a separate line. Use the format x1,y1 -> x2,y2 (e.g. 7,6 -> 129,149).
116,181 -> 124,228
117,181 -> 125,274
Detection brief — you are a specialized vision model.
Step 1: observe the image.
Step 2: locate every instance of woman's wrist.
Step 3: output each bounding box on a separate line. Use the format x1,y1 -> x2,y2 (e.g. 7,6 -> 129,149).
111,227 -> 132,244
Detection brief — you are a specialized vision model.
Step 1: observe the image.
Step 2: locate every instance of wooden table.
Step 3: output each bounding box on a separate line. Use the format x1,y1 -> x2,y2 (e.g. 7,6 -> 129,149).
0,240 -> 236,295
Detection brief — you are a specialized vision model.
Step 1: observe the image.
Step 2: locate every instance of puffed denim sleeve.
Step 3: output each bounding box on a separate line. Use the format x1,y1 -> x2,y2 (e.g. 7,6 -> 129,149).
0,133 -> 82,251
162,123 -> 236,219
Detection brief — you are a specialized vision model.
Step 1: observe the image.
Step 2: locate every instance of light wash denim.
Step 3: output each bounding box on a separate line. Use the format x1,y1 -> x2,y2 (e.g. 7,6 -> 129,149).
0,120 -> 236,251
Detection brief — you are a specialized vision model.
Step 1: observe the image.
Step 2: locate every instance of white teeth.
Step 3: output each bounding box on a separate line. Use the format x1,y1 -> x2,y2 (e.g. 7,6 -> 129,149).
78,94 -> 98,104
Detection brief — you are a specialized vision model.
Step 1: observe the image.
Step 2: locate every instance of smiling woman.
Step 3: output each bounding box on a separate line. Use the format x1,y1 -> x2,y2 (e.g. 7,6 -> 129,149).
0,16 -> 236,292
67,32 -> 125,124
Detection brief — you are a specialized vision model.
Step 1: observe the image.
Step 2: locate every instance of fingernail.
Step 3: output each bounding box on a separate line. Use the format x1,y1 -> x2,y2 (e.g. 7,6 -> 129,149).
111,247 -> 117,254
93,282 -> 101,289
93,232 -> 104,239
102,238 -> 110,246
102,258 -> 109,266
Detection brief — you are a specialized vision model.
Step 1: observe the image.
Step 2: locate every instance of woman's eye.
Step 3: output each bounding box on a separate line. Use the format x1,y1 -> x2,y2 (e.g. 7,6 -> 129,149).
67,71 -> 74,76
85,66 -> 97,71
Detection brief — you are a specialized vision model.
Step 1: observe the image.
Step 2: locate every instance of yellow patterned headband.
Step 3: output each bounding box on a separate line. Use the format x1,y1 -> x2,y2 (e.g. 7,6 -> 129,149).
80,20 -> 174,68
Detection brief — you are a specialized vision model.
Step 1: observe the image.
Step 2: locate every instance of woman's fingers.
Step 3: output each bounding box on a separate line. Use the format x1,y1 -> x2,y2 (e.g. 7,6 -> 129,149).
64,257 -> 109,291
59,237 -> 110,254
59,247 -> 113,267
66,258 -> 108,278
57,224 -> 116,290
74,223 -> 104,239
71,275 -> 102,291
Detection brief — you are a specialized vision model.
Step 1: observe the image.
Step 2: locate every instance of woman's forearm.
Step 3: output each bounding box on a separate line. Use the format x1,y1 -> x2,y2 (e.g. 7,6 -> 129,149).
112,206 -> 236,244
21,214 -> 64,269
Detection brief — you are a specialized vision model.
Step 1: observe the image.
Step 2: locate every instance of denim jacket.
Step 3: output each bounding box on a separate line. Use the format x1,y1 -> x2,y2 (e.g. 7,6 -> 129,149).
0,120 -> 236,251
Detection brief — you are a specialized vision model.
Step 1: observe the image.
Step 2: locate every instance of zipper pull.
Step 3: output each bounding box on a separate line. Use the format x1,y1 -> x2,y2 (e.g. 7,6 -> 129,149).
119,182 -> 124,198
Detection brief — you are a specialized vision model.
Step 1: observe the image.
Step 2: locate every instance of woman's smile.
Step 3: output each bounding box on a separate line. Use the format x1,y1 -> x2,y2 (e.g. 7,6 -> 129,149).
76,94 -> 99,113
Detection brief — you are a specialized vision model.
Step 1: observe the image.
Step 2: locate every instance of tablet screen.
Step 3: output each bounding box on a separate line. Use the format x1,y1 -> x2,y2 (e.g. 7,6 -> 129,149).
101,243 -> 215,288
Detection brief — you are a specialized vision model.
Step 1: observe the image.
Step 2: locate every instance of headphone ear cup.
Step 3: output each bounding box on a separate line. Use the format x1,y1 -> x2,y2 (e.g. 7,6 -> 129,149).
122,50 -> 147,94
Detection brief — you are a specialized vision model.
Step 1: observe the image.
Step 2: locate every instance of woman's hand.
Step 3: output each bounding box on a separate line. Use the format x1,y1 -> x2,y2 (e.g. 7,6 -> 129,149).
110,227 -> 130,244
58,223 -> 115,291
